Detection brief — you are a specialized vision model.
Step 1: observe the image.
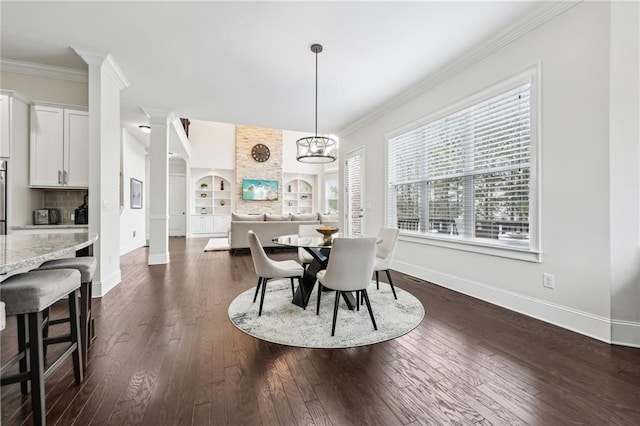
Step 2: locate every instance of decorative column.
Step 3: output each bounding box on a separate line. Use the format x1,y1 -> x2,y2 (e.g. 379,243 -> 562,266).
143,108 -> 172,265
73,47 -> 130,296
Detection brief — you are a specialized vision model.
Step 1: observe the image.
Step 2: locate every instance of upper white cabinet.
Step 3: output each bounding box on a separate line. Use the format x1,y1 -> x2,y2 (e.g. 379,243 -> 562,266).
0,92 -> 29,158
30,105 -> 88,188
0,95 -> 11,157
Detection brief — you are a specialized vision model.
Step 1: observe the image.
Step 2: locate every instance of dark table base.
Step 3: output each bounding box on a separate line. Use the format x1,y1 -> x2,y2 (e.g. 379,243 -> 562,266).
292,247 -> 356,310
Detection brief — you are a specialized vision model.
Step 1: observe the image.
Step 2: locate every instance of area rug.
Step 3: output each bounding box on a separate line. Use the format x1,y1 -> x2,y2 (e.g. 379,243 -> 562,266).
228,279 -> 424,348
203,238 -> 229,252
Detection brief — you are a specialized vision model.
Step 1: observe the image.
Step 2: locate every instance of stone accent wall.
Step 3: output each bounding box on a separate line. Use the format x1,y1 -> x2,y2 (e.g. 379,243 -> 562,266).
235,125 -> 283,214
43,189 -> 87,224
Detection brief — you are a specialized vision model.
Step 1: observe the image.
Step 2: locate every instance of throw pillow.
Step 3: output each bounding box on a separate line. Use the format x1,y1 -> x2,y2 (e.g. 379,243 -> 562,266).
232,213 -> 265,221
291,213 -> 318,221
265,214 -> 292,221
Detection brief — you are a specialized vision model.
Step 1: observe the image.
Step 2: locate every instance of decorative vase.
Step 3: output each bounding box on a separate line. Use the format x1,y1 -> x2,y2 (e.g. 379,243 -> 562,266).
220,180 -> 224,191
200,208 -> 207,214
200,183 -> 208,190
200,193 -> 207,198
220,200 -> 225,206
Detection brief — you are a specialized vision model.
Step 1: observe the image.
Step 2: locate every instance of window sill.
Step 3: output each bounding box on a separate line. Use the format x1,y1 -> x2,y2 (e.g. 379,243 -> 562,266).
399,232 -> 541,263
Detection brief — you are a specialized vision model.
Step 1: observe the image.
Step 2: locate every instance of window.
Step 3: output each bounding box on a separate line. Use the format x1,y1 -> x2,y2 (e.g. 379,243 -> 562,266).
324,176 -> 339,214
387,68 -> 539,257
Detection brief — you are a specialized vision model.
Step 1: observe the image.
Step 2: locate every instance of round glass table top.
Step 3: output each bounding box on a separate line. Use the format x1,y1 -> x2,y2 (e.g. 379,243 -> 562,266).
272,233 -> 349,249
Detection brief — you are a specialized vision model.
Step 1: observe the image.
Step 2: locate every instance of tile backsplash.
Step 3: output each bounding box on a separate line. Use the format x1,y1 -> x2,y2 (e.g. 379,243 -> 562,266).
43,190 -> 87,224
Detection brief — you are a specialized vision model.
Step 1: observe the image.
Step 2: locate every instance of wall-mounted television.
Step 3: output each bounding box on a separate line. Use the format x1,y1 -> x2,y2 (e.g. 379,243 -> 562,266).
242,179 -> 279,201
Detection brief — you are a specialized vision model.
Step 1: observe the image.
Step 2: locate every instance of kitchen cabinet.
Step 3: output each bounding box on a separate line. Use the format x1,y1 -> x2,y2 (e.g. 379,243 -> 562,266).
30,105 -> 88,188
0,92 -> 29,158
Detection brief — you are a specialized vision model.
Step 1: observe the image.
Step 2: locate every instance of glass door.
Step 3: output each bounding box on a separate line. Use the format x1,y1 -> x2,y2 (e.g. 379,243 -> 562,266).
345,148 -> 365,236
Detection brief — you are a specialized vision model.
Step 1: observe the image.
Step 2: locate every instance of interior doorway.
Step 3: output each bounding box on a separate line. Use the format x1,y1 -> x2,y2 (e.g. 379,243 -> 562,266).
169,174 -> 186,236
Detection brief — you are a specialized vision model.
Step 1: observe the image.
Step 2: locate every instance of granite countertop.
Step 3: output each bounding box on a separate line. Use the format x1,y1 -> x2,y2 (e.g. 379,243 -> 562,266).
10,224 -> 89,230
0,231 -> 98,275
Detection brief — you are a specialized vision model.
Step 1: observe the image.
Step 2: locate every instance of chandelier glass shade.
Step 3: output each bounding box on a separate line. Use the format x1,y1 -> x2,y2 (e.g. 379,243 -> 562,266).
296,135 -> 337,163
296,43 -> 337,164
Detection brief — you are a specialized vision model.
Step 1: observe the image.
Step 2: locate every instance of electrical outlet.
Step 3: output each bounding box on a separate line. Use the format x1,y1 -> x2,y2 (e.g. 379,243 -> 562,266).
543,273 -> 555,289
71,213 -> 75,221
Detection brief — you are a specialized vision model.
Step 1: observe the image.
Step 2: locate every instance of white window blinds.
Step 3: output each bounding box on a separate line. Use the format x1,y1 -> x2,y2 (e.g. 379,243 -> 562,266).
387,74 -> 536,250
346,153 -> 363,236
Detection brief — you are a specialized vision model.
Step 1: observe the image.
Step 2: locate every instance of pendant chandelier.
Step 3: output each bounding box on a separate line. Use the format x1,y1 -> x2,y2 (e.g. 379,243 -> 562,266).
296,43 -> 337,163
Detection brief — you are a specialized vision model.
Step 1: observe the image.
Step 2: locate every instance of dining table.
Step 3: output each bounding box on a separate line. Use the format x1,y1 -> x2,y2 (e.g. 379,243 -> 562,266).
272,233 -> 362,310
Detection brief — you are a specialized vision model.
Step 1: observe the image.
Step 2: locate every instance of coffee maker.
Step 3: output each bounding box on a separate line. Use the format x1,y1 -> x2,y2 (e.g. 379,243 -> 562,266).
74,194 -> 88,225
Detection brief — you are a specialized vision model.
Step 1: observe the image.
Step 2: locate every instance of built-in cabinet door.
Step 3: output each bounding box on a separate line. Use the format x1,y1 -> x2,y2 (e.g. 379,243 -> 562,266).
202,215 -> 214,234
64,109 -> 89,187
0,95 -> 10,157
191,215 -> 203,234
213,215 -> 230,234
30,106 -> 65,186
191,215 -> 214,234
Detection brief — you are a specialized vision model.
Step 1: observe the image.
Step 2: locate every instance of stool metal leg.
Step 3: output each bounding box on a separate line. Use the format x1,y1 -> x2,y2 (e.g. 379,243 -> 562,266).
80,282 -> 90,370
17,314 -> 30,395
69,290 -> 83,384
27,311 -> 46,426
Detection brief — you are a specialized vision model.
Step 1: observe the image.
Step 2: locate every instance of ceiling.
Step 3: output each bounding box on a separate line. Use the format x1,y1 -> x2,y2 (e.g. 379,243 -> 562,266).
1,1 -> 546,148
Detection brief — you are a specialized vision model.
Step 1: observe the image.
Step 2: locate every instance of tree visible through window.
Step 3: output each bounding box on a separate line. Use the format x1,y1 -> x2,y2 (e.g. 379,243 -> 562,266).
387,70 -> 537,250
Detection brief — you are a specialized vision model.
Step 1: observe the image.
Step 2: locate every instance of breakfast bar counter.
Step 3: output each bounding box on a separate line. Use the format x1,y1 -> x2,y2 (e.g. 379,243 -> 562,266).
0,231 -> 98,275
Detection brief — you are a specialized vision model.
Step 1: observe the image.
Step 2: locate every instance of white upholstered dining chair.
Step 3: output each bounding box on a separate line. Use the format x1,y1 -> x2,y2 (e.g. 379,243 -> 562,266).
297,224 -> 320,267
316,237 -> 377,336
247,230 -> 304,316
373,227 -> 400,299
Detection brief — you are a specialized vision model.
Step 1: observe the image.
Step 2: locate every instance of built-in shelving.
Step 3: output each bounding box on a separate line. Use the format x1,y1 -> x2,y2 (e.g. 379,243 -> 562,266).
283,177 -> 313,214
192,174 -> 231,236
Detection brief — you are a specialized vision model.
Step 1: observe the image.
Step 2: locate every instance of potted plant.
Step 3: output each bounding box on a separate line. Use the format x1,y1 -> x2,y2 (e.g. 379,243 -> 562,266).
200,182 -> 208,190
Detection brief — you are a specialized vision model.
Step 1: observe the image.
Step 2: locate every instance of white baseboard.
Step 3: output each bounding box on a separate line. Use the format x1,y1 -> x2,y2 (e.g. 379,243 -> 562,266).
119,240 -> 145,256
393,260 -> 613,344
611,320 -> 640,348
92,269 -> 121,298
148,252 -> 170,265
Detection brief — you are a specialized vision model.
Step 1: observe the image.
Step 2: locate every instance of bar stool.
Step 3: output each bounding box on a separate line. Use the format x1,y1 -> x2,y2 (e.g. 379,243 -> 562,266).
38,256 -> 96,370
0,269 -> 83,426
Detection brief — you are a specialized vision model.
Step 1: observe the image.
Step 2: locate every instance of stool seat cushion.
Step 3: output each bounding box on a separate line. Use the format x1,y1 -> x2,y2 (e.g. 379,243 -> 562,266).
38,257 -> 97,283
1,269 -> 81,315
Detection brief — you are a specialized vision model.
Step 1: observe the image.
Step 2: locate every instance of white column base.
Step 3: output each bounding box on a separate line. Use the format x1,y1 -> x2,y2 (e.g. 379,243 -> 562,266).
148,253 -> 170,265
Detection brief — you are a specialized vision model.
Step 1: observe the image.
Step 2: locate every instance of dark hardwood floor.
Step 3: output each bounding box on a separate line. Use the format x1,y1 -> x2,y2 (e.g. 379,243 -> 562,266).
2,237 -> 639,425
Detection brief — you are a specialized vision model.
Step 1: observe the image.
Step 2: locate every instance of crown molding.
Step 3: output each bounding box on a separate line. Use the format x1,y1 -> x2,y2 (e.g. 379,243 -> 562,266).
0,58 -> 87,83
339,0 -> 581,137
72,47 -> 130,90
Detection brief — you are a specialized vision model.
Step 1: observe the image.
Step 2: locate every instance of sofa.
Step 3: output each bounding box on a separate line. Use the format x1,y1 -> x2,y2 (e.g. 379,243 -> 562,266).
229,212 -> 339,251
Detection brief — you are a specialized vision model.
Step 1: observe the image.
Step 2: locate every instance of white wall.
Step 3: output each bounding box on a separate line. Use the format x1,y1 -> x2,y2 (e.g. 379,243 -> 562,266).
341,2 -> 622,343
188,120 -> 235,169
120,128 -> 147,255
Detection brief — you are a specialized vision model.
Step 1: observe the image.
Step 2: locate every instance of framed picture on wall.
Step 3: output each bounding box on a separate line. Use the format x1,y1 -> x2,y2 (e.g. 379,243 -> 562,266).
130,178 -> 143,209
